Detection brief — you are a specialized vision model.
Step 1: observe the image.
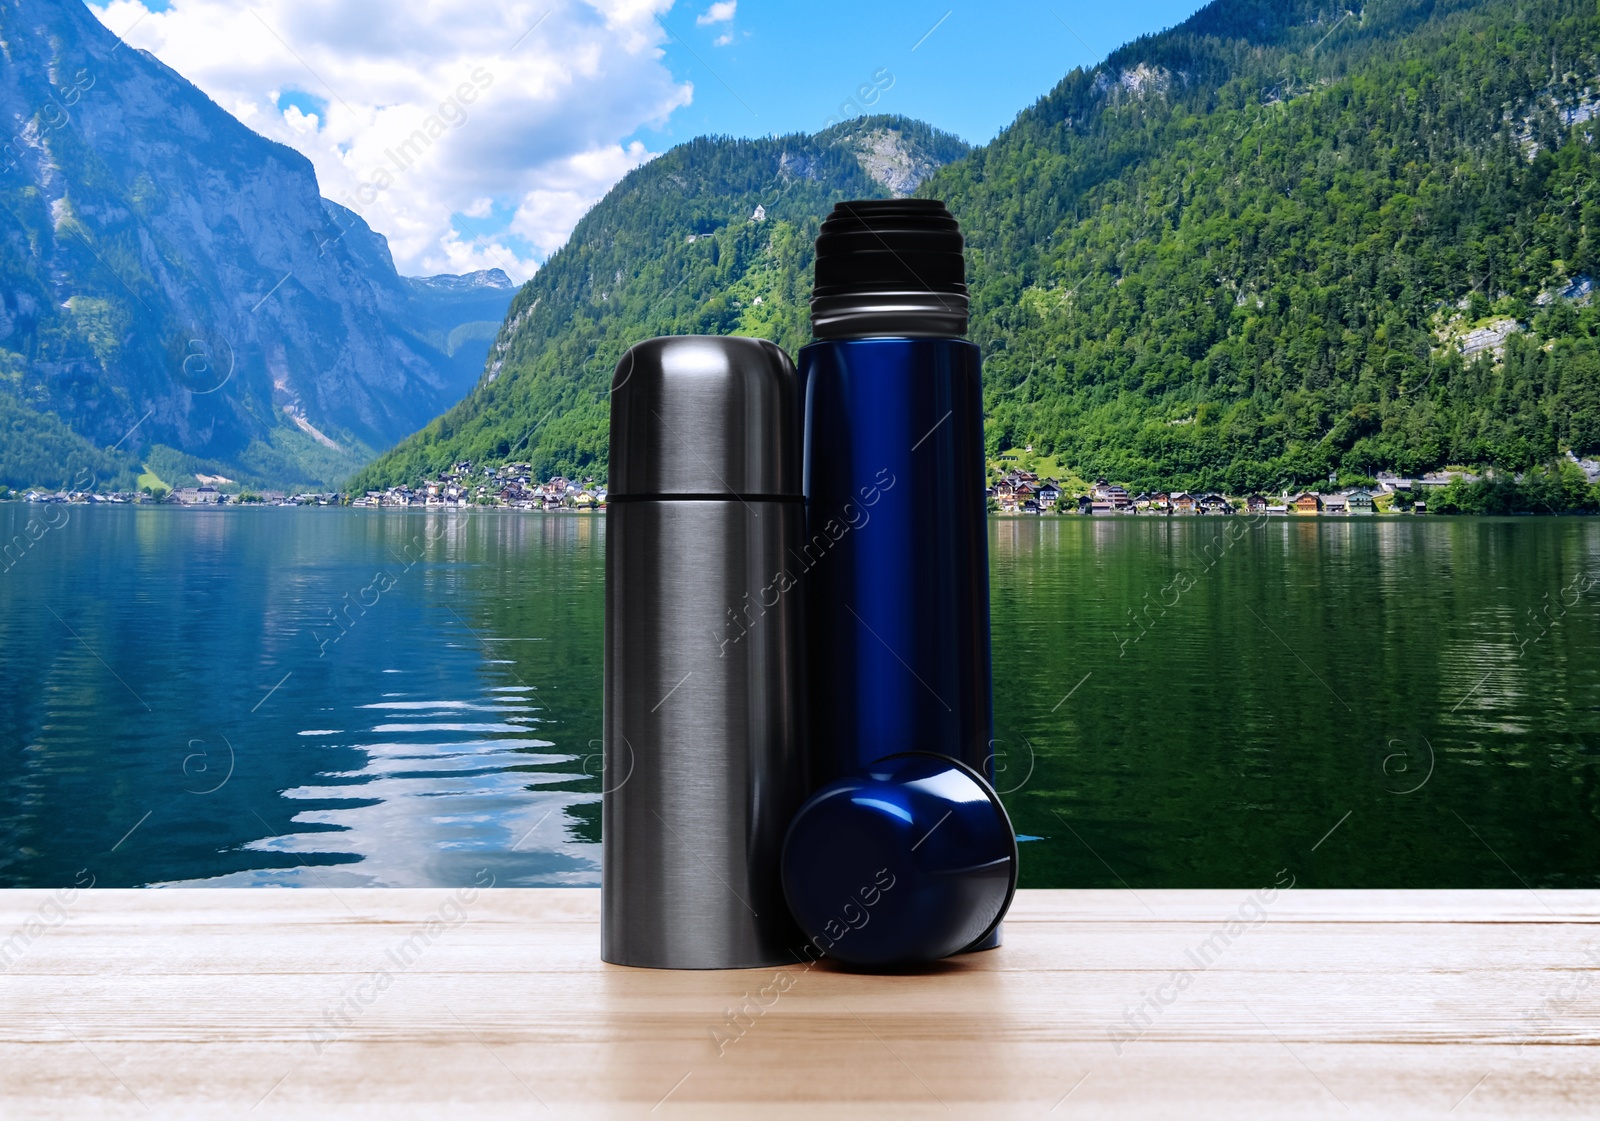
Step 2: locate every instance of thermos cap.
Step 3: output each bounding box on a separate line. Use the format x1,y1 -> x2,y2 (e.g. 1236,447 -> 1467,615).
811,199 -> 969,339
609,336 -> 802,498
781,752 -> 1018,968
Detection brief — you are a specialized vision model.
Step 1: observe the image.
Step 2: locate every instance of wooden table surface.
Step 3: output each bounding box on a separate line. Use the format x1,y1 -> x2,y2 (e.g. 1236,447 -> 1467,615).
1,887 -> 1597,1118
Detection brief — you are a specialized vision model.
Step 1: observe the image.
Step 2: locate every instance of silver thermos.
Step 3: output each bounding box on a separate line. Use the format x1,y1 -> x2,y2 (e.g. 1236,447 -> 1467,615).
602,336 -> 809,968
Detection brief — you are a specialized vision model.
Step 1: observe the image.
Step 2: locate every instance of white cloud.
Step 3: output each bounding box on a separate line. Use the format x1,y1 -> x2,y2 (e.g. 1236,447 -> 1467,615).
509,141 -> 653,257
696,2 -> 736,26
281,105 -> 321,136
88,0 -> 693,279
713,31 -> 733,46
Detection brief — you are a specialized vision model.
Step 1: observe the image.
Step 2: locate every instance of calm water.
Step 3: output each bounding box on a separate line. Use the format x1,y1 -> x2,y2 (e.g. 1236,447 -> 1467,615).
1,505 -> 1597,889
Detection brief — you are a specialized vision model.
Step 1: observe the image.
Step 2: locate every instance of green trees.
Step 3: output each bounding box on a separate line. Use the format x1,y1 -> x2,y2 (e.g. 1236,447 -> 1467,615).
1427,462 -> 1600,515
929,0 -> 1600,491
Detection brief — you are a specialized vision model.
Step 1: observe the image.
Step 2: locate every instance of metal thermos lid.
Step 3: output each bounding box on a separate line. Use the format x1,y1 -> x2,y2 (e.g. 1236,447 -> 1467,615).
609,336 -> 802,499
781,752 -> 1018,967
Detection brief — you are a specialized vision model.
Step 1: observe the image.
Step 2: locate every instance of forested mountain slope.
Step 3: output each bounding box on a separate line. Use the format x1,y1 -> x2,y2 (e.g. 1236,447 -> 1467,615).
941,0 -> 1600,489
349,117 -> 967,491
359,0 -> 1600,493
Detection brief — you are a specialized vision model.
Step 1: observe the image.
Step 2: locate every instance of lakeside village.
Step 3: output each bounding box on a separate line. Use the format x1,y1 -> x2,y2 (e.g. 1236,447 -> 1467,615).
12,453 -> 1600,512
992,472 -> 1438,515
988,451 -> 1600,516
7,462 -> 607,509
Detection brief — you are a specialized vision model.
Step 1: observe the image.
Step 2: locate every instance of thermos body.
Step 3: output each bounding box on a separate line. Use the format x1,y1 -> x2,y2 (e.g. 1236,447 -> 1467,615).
799,337 -> 994,787
604,499 -> 807,968
602,336 -> 808,969
797,199 -> 1002,953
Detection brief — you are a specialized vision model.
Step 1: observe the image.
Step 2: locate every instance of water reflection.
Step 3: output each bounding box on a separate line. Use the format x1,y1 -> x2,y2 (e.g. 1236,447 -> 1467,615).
988,514 -> 1600,889
169,682 -> 599,888
0,505 -> 604,889
1,505 -> 1597,889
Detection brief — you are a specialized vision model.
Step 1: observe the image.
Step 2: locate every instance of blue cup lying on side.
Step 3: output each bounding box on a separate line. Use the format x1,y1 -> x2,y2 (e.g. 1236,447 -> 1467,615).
781,752 -> 1018,967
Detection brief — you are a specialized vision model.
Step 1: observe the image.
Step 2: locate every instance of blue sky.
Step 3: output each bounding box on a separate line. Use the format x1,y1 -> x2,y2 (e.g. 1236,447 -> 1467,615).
635,1 -> 1208,148
93,1 -> 1210,277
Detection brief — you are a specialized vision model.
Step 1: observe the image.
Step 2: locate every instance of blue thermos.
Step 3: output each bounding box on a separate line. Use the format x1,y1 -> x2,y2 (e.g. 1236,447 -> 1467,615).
798,199 -> 998,951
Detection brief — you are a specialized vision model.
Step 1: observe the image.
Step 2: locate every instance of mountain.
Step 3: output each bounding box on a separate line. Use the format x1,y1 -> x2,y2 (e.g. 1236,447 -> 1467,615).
402,269 -> 519,390
0,0 -> 513,491
358,0 -> 1600,497
933,0 -> 1600,491
347,116 -> 969,491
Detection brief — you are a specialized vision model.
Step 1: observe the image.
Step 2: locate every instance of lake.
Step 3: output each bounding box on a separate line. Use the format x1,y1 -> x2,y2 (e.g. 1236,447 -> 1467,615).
1,505 -> 1597,890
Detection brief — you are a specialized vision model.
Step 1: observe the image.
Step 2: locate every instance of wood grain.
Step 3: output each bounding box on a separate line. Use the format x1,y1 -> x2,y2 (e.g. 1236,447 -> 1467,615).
1,888 -> 1597,1118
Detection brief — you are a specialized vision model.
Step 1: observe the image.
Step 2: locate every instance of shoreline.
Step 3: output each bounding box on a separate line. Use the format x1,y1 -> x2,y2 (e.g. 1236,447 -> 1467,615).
6,498 -> 1599,518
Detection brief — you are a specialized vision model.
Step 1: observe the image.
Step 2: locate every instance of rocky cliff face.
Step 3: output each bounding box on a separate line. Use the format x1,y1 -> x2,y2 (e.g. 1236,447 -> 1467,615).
0,0 -> 512,488
847,127 -> 949,196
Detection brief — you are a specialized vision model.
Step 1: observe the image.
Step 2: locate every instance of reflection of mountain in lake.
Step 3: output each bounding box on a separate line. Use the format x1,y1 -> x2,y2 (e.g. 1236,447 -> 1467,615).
171,513 -> 608,887
0,505 -> 604,889
3,505 -> 1599,889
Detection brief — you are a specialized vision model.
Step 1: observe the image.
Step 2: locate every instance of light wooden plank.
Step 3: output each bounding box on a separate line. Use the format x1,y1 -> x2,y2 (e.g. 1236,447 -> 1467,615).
1,888 -> 1597,1118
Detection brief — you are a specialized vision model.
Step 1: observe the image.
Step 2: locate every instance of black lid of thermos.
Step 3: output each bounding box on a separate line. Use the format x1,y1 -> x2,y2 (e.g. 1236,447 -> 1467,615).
810,199 -> 969,339
602,335 -> 809,969
608,335 -> 802,499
